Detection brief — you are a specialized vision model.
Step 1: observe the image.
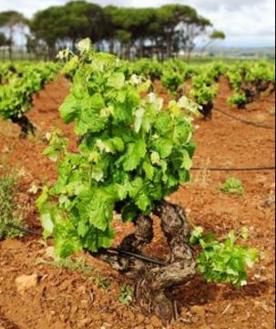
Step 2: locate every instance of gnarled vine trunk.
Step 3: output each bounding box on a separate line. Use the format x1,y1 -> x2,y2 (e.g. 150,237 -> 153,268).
10,115 -> 36,138
239,81 -> 275,108
199,101 -> 213,120
93,200 -> 196,323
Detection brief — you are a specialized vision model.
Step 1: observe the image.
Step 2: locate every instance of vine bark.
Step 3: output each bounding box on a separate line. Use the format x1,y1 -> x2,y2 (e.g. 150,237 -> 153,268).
11,115 -> 36,138
93,200 -> 196,323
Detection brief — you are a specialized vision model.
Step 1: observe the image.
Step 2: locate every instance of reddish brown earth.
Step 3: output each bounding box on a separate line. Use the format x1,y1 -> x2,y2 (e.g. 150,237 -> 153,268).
0,77 -> 275,329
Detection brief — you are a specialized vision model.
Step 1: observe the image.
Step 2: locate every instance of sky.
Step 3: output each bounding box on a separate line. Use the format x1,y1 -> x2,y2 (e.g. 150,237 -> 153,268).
0,0 -> 275,47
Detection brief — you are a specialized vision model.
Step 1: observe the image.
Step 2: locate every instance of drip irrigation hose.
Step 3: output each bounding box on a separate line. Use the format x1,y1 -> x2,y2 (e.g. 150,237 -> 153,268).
107,247 -> 166,267
214,108 -> 275,129
5,223 -> 41,236
191,166 -> 275,172
5,223 -> 166,266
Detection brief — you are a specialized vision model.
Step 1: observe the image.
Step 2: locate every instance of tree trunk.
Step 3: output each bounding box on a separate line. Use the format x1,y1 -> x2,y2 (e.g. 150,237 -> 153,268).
139,39 -> 144,58
166,31 -> 174,59
47,44 -> 56,60
93,200 -> 196,324
125,42 -> 131,60
8,27 -> 13,60
109,40 -> 115,54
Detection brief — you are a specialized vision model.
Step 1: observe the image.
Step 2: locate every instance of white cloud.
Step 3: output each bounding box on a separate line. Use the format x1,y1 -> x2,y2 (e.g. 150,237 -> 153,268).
0,0 -> 274,47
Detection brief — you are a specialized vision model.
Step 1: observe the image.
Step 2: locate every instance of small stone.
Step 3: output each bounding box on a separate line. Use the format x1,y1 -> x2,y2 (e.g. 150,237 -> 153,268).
2,146 -> 10,153
191,305 -> 205,318
15,274 -> 39,293
78,318 -> 90,328
100,324 -> 112,329
77,285 -> 86,294
71,305 -> 79,315
128,311 -> 135,321
150,315 -> 162,327
146,325 -> 154,329
80,299 -> 89,307
136,313 -> 145,324
261,194 -> 275,208
93,313 -> 102,321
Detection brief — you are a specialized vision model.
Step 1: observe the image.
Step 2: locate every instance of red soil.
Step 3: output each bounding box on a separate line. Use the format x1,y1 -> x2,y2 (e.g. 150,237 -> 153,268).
0,77 -> 275,329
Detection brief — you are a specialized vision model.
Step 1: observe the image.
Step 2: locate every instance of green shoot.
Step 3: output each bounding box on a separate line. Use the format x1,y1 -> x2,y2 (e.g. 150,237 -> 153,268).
190,227 -> 259,287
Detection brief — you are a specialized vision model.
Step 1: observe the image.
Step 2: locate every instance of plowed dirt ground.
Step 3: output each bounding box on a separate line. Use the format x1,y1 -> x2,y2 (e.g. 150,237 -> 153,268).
0,77 -> 275,329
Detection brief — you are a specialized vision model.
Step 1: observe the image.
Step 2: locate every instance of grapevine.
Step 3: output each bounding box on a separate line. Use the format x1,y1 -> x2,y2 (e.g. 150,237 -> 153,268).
227,61 -> 275,108
38,39 -> 197,256
37,40 -> 259,322
0,62 -> 59,136
190,73 -> 218,119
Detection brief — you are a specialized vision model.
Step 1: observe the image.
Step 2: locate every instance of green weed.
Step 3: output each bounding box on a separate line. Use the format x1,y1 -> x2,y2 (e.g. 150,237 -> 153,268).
119,284 -> 134,305
0,174 -> 24,239
220,177 -> 244,195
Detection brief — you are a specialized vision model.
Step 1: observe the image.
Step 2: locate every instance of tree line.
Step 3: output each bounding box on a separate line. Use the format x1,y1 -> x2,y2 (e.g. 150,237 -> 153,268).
0,1 -> 225,60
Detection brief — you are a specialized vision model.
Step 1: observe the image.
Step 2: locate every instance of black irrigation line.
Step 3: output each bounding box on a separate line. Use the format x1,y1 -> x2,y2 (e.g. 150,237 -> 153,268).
4,86 -> 274,267
6,223 -> 41,236
107,248 -> 166,267
214,108 -> 275,130
5,224 -> 166,266
191,166 -> 275,172
44,83 -> 275,131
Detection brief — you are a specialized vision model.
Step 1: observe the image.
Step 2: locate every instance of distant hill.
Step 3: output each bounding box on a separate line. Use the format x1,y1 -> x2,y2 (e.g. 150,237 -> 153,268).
207,46 -> 275,59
